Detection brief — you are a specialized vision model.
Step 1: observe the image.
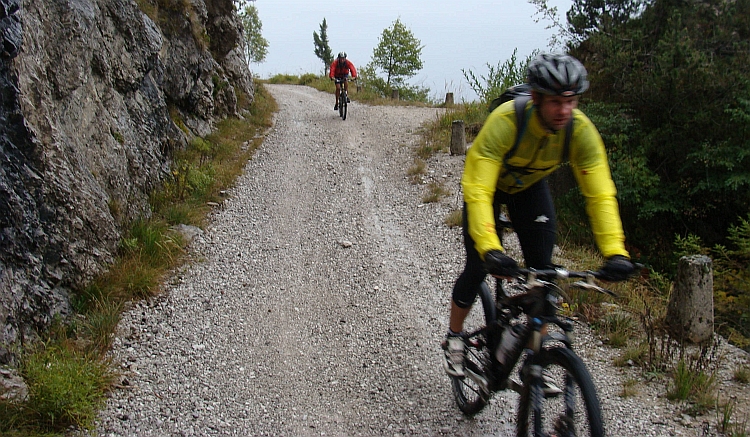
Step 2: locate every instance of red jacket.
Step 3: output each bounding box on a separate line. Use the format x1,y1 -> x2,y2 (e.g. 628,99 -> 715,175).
329,59 -> 357,79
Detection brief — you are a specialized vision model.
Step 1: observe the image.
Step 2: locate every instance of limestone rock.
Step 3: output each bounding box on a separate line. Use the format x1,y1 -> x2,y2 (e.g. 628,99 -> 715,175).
0,0 -> 253,358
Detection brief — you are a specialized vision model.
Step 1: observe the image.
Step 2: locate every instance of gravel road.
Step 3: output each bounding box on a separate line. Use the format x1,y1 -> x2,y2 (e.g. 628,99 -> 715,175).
95,84 -> 749,436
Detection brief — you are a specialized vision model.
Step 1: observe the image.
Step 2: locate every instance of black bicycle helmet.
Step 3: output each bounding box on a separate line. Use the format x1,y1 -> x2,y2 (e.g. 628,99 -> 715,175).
527,53 -> 589,96
338,52 -> 347,59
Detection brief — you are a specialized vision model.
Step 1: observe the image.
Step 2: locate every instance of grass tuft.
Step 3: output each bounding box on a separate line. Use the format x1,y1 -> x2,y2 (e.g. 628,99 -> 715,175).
444,208 -> 463,228
422,181 -> 450,203
619,378 -> 639,397
734,365 -> 750,384
407,159 -> 426,184
667,360 -> 716,414
0,340 -> 112,434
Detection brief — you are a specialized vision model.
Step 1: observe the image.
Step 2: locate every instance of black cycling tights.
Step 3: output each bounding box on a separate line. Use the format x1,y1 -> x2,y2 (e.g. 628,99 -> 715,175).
452,179 -> 557,308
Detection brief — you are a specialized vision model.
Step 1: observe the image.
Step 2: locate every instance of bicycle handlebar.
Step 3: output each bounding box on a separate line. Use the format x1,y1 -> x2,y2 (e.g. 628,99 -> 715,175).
515,262 -> 644,281
515,267 -> 599,281
509,263 -> 644,297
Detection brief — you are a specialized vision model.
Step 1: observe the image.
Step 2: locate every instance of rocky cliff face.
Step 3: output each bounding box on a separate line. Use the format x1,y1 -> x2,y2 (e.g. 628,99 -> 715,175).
0,0 -> 253,361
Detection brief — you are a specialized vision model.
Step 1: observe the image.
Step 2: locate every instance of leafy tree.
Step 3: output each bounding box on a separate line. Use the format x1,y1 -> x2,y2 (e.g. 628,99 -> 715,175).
561,0 -> 750,268
461,48 -> 537,104
370,18 -> 424,88
237,1 -> 269,64
566,0 -> 646,42
358,62 -> 430,103
313,18 -> 333,73
530,0 -> 750,349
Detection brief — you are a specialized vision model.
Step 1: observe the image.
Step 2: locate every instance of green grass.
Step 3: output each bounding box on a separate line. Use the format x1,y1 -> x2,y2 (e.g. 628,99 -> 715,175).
667,360 -> 717,414
592,311 -> 637,348
0,332 -> 113,435
715,396 -> 748,436
0,81 -> 277,436
613,342 -> 650,368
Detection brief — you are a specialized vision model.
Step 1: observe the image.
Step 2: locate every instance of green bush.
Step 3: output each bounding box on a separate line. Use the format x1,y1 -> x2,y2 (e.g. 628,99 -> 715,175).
462,48 -> 536,105
299,73 -> 319,85
267,74 -> 300,84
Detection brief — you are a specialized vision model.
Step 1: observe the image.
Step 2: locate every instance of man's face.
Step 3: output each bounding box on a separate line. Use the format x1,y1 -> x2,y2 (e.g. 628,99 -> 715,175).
533,93 -> 578,131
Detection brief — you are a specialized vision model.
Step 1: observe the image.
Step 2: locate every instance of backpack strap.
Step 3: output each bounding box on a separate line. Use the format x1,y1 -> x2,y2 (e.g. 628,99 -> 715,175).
500,97 -> 575,187
509,96 -> 532,158
507,96 -> 573,164
562,117 -> 573,162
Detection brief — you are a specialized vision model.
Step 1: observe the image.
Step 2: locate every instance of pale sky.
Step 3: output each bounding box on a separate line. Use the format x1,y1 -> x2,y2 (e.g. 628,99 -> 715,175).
249,0 -> 574,102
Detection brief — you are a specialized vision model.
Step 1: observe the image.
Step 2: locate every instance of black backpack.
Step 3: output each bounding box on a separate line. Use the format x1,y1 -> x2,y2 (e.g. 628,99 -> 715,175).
488,84 -> 573,164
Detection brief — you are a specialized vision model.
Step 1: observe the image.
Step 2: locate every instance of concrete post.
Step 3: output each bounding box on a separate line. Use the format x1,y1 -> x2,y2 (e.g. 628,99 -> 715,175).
450,120 -> 466,156
666,255 -> 714,343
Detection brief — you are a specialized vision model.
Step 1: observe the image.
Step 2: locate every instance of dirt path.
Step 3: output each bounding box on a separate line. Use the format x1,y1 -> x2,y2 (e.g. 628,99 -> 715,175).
94,84 -> 749,437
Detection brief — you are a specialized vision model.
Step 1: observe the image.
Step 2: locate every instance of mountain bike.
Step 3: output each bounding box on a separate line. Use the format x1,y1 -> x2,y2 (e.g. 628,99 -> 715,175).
449,256 -> 639,436
334,76 -> 351,120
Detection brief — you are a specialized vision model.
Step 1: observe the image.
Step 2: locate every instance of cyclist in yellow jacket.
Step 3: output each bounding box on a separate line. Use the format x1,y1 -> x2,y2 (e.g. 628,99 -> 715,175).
443,53 -> 635,377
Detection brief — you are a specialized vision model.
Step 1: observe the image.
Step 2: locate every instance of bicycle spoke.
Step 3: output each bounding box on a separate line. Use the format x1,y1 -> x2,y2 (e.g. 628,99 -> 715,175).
517,347 -> 603,437
449,281 -> 496,416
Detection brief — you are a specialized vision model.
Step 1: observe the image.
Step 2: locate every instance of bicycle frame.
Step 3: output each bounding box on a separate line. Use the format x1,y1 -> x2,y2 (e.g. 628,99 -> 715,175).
464,269 -> 599,395
334,77 -> 349,120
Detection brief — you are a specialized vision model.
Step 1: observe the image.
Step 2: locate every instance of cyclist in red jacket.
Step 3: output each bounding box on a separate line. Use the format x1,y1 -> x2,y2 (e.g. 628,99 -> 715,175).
329,52 -> 357,110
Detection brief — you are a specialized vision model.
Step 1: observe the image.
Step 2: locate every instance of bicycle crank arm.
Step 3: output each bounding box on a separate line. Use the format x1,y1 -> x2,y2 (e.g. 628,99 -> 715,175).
464,368 -> 491,400
506,378 -> 523,394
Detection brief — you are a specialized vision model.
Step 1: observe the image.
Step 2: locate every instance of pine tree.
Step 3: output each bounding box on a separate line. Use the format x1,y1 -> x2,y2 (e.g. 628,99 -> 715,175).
313,18 -> 333,73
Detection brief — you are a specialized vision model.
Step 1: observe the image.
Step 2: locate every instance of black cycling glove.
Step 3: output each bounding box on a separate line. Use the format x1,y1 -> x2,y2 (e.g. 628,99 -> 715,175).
598,255 -> 635,282
483,250 -> 519,277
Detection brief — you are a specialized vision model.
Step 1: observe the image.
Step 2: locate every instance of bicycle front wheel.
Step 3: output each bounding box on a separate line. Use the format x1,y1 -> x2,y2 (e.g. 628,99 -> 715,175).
339,92 -> 346,119
450,281 -> 496,416
516,346 -> 604,437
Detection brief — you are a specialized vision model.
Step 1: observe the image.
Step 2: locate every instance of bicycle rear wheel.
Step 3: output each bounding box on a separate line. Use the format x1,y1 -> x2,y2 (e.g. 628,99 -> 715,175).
516,346 -> 604,437
450,281 -> 496,415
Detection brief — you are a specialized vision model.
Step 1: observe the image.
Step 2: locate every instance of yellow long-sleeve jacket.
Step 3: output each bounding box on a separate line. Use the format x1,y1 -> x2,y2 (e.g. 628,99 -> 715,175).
462,99 -> 629,260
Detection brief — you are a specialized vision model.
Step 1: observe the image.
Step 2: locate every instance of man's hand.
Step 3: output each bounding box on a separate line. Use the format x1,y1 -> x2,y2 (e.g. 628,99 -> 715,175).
598,255 -> 635,282
483,250 -> 518,277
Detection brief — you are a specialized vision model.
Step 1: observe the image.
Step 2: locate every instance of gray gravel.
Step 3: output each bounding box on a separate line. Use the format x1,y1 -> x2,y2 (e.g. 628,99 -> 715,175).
95,84 -> 749,436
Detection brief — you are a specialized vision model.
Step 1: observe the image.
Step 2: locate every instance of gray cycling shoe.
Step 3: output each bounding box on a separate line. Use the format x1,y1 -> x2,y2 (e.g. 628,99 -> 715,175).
442,334 -> 466,378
